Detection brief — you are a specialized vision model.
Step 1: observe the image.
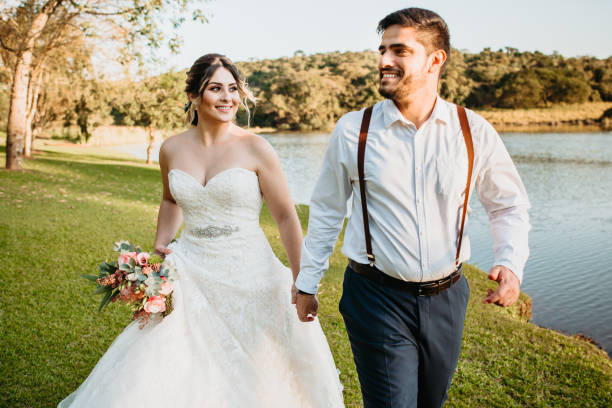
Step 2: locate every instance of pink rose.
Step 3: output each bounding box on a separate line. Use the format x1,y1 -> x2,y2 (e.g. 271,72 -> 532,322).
159,281 -> 174,295
136,252 -> 150,266
143,296 -> 166,314
117,251 -> 137,267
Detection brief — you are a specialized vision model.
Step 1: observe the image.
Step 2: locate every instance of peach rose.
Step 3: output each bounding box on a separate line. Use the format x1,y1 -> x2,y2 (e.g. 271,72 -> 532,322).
159,281 -> 174,296
118,251 -> 137,267
136,252 -> 150,266
143,296 -> 166,314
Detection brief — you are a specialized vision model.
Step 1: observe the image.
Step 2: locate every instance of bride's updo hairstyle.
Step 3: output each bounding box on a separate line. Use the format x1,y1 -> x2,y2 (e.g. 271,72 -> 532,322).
184,53 -> 256,126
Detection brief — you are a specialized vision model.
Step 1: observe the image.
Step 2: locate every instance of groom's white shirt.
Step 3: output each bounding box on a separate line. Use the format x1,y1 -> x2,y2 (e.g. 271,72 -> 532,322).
296,97 -> 531,295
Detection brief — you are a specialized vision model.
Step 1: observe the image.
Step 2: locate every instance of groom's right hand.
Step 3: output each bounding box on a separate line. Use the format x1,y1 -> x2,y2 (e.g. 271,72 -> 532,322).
154,246 -> 172,259
296,293 -> 319,322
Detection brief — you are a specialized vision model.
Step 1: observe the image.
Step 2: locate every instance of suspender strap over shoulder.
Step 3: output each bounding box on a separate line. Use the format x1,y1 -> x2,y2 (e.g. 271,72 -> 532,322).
455,106 -> 474,267
356,104 -> 474,270
358,106 -> 374,266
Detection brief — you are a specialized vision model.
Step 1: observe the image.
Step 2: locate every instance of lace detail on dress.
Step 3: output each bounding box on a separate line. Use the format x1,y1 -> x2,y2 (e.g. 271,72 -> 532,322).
168,168 -> 262,234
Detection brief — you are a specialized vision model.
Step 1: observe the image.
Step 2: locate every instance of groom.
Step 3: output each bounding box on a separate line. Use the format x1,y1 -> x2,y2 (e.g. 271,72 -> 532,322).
295,7 -> 530,408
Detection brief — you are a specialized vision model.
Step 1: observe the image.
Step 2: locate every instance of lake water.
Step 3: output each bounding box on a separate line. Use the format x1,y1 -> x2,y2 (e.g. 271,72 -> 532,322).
115,131 -> 612,357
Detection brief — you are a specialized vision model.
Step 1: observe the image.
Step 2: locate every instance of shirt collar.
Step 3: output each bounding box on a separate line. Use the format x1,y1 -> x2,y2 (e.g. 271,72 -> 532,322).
381,99 -> 408,128
430,96 -> 452,125
381,95 -> 451,128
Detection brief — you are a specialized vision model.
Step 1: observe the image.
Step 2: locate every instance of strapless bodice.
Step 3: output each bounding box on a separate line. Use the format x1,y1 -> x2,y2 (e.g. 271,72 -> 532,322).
168,168 -> 263,242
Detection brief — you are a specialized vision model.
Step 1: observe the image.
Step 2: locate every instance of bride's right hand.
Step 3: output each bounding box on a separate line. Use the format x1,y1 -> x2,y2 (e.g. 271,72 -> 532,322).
154,245 -> 173,259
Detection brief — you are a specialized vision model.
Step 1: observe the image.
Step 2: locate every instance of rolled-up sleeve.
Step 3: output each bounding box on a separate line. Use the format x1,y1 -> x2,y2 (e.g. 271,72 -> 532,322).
296,120 -> 353,294
475,122 -> 531,282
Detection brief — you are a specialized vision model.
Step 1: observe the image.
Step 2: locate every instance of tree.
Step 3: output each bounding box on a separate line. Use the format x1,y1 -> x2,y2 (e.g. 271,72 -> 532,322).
1,0 -> 208,170
592,65 -> 612,101
30,41 -> 99,146
439,49 -> 474,105
107,70 -> 184,164
496,68 -> 591,108
137,71 -> 185,164
74,94 -> 91,142
496,69 -> 545,109
0,59 -> 10,132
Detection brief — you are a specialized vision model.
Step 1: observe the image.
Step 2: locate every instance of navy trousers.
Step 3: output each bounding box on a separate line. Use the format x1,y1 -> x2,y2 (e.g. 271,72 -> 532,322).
339,265 -> 470,408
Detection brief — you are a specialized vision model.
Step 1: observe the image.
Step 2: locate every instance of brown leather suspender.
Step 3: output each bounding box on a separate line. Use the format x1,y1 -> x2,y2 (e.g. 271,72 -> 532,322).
358,106 -> 375,266
357,105 -> 475,270
455,106 -> 475,267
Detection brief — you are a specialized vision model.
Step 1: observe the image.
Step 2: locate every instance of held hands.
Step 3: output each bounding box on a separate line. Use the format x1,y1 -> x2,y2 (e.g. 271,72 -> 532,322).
154,245 -> 173,259
484,265 -> 520,307
291,283 -> 297,304
295,290 -> 319,322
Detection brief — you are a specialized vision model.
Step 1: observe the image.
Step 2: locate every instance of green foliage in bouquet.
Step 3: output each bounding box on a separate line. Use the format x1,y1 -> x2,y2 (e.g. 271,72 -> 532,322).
82,241 -> 176,325
82,261 -> 120,312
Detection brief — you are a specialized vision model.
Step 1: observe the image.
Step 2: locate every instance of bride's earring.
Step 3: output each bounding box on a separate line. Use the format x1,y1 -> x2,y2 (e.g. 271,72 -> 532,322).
189,97 -> 200,124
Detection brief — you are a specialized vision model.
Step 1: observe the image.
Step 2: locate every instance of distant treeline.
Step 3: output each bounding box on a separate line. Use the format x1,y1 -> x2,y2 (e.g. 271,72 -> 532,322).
235,48 -> 612,130
2,48 -> 610,135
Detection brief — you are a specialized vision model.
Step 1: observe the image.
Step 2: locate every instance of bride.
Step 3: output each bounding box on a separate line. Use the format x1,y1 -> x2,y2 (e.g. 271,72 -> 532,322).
59,54 -> 344,407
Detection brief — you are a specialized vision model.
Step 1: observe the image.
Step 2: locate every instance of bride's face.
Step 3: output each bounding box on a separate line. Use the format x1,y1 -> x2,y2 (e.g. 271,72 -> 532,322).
197,67 -> 240,123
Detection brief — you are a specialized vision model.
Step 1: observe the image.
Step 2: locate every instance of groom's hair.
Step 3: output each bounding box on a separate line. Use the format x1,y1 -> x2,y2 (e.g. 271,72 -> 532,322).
377,8 -> 450,69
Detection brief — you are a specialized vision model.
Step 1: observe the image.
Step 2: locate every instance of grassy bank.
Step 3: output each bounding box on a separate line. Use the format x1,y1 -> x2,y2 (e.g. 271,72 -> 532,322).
476,102 -> 612,132
1,145 -> 611,407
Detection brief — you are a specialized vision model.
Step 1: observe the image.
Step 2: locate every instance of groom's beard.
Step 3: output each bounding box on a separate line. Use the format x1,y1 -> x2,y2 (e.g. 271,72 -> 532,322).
378,68 -> 424,100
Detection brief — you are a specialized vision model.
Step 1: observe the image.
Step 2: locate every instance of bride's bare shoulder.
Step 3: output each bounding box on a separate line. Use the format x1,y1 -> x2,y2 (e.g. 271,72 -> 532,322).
235,128 -> 274,158
160,129 -> 195,158
232,129 -> 280,170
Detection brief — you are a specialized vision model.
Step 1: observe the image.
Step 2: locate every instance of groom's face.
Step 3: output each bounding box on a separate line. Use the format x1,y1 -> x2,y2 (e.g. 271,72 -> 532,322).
378,25 -> 430,101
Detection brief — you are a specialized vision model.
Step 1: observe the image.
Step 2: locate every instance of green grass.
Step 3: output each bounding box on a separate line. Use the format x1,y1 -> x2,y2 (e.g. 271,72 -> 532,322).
1,145 -> 611,407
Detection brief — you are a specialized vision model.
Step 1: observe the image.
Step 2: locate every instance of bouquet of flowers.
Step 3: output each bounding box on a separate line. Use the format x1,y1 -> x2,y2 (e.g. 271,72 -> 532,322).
83,241 -> 177,328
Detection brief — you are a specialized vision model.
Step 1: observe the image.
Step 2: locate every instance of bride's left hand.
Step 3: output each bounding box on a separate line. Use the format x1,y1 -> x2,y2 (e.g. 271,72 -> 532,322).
291,283 -> 297,304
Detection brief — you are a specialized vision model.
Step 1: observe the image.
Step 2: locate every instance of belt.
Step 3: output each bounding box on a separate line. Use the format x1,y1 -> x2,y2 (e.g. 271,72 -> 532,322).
348,259 -> 463,297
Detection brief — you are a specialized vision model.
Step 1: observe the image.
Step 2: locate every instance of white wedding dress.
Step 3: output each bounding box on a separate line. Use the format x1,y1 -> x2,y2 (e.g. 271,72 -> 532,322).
59,167 -> 344,407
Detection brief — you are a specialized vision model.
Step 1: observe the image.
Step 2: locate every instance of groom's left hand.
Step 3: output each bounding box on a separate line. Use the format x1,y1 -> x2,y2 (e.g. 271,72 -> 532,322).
484,265 -> 520,307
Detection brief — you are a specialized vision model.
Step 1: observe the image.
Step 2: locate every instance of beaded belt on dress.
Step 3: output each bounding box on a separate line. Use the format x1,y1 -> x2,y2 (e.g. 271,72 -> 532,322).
190,225 -> 240,238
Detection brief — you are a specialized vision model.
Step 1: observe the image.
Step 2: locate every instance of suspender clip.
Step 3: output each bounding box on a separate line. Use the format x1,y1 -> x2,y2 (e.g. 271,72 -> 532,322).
367,253 -> 375,267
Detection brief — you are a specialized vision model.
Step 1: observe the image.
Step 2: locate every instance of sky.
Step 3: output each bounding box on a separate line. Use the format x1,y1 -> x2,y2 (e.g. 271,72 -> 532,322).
153,0 -> 612,72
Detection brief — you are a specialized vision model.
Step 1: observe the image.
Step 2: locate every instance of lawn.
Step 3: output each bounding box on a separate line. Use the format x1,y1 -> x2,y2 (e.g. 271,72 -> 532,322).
1,142 -> 611,407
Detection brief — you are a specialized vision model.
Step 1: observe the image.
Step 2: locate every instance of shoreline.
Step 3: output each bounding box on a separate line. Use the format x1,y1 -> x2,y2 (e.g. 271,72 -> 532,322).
24,101 -> 612,144
476,101 -> 612,132
39,121 -> 612,147
254,123 -> 610,134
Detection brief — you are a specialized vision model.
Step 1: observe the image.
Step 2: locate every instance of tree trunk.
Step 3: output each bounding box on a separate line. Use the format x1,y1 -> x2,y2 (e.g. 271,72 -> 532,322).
24,126 -> 32,158
146,128 -> 154,165
24,69 -> 43,158
5,2 -> 59,169
6,55 -> 32,169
